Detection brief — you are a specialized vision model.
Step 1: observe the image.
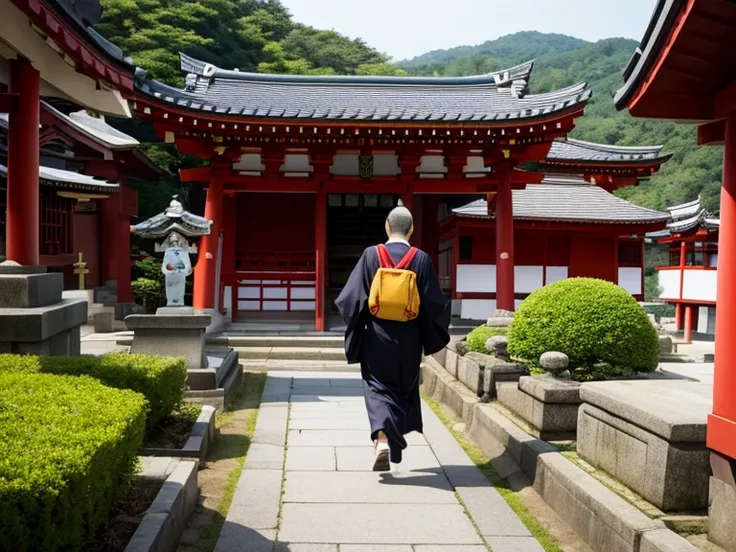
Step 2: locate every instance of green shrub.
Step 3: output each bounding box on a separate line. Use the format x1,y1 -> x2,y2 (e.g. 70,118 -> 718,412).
0,372 -> 147,551
0,353 -> 187,429
466,325 -> 507,353
507,278 -> 659,381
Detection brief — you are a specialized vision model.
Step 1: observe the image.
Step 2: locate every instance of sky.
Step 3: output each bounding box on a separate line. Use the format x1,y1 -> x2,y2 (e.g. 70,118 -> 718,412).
279,0 -> 658,61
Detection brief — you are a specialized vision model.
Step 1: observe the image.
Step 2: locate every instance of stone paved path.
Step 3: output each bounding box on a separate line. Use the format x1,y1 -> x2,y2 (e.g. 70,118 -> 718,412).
214,371 -> 544,552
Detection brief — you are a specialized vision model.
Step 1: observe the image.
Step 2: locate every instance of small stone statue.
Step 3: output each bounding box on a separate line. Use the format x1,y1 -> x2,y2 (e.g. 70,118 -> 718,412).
130,196 -> 212,310
162,232 -> 192,307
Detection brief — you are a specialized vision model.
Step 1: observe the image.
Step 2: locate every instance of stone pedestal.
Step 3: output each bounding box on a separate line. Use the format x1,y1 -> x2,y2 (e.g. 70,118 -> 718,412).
125,311 -> 240,392
578,380 -> 712,511
497,375 -> 581,440
709,476 -> 736,551
125,313 -> 210,371
439,345 -> 527,400
0,263 -> 86,355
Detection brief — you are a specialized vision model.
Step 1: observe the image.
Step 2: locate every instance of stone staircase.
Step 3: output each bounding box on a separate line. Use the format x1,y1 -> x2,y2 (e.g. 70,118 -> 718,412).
208,335 -> 357,372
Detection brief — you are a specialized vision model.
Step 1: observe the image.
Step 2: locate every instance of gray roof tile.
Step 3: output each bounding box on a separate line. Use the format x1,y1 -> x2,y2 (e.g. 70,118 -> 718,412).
133,54 -> 591,123
453,176 -> 668,224
547,138 -> 670,163
0,163 -> 119,193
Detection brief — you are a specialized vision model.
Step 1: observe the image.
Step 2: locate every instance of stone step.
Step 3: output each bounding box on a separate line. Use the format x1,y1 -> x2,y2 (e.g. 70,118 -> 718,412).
235,346 -> 347,362
240,359 -> 359,372
211,335 -> 344,349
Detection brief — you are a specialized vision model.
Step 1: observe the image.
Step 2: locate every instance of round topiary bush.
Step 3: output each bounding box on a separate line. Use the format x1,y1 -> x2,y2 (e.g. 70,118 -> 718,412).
507,278 -> 659,381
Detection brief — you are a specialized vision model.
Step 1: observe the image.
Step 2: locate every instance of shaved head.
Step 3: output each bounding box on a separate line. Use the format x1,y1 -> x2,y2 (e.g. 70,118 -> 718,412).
386,206 -> 414,238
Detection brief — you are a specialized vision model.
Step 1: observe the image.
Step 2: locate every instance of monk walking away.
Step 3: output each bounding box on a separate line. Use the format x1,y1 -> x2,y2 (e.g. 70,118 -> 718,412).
335,206 -> 451,472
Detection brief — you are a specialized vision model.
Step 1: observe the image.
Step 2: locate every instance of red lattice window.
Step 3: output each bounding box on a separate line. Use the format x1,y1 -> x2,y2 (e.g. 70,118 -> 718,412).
40,190 -> 74,256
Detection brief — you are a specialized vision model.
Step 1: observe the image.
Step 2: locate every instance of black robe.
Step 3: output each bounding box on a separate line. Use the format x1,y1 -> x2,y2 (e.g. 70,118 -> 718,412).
335,242 -> 450,463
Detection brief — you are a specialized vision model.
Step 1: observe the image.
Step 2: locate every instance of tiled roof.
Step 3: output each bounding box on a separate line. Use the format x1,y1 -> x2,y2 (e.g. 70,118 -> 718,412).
0,164 -> 119,193
50,0 -> 134,66
546,138 -> 670,163
132,199 -> 211,239
452,176 -> 668,224
1,104 -> 139,150
133,54 -> 591,123
647,197 -> 719,238
667,197 -> 702,219
44,102 -> 140,149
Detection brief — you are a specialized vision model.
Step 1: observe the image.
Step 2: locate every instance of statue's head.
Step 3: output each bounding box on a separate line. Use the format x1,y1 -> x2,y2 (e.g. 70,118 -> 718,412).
168,232 -> 181,248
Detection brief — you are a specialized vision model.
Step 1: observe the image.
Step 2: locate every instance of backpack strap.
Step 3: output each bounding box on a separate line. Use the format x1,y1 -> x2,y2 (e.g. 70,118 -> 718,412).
395,247 -> 419,270
376,244 -> 395,268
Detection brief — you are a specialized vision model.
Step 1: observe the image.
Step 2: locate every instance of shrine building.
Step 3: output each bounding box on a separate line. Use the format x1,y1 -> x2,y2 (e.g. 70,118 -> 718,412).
0,0 -> 160,311
0,101 -> 165,294
647,197 -> 719,342
614,0 -> 736,544
130,54 -> 670,329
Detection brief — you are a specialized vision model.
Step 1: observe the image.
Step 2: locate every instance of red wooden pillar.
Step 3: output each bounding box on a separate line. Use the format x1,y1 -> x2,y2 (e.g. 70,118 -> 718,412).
314,190 -> 327,332
101,195 -> 120,283
675,304 -> 683,331
422,195 -> 441,270
116,184 -> 134,303
222,192 -> 237,316
193,171 -> 224,310
401,190 -> 414,213
683,305 -> 694,344
6,58 -> 40,265
708,110 -> 736,462
496,171 -> 515,311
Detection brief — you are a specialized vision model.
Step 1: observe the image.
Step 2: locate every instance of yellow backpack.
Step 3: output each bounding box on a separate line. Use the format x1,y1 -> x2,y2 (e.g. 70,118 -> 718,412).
368,244 -> 421,322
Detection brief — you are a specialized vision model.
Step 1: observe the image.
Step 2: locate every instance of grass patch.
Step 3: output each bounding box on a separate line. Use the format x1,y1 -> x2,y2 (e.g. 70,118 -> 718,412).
199,371 -> 267,552
423,395 -> 563,552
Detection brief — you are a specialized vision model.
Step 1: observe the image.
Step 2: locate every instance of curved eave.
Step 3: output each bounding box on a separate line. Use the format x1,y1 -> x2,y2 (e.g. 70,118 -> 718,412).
539,153 -> 673,169
454,213 -> 669,227
10,0 -> 135,92
615,0 -> 736,121
131,81 -> 592,128
614,0 -> 686,111
179,52 -> 536,88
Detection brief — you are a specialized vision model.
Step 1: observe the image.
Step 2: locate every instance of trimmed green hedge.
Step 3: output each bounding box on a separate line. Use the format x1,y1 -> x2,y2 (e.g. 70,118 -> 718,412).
0,372 -> 147,551
466,325 -> 507,353
508,278 -> 659,381
0,353 -> 186,428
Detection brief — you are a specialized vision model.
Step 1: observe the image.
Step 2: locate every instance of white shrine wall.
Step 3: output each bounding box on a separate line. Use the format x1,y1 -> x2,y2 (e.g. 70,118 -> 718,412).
453,263 -> 644,320
658,267 -> 717,303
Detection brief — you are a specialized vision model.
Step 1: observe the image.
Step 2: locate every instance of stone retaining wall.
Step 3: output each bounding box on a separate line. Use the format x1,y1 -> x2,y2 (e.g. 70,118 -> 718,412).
419,360 -> 700,552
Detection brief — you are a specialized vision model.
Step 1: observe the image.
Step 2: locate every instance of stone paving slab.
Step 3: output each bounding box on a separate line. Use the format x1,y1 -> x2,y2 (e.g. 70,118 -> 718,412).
336,445 -> 442,472
214,371 -> 543,552
288,429 -> 426,447
289,418 -> 371,430
278,503 -> 483,544
285,447 -> 336,471
283,471 -> 456,503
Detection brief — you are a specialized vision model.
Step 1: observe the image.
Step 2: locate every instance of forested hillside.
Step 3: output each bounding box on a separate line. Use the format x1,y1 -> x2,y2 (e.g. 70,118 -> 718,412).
95,3 -> 723,217
402,31 -> 723,214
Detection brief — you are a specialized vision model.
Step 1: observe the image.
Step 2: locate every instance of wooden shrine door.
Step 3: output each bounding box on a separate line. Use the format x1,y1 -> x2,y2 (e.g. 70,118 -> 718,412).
568,236 -> 617,283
